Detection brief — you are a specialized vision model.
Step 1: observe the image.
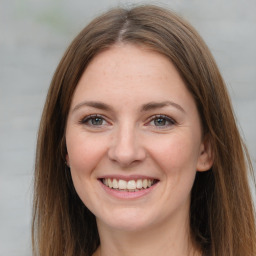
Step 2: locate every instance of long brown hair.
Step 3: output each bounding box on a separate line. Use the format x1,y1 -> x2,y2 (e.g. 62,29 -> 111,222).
32,5 -> 256,256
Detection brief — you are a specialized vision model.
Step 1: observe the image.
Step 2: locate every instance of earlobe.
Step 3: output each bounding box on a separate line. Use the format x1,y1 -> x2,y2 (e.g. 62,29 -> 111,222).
197,136 -> 214,172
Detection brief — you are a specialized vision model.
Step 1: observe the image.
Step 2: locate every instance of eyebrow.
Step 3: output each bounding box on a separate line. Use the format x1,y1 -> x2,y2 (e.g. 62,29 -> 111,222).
141,101 -> 185,113
72,101 -> 113,113
72,100 -> 185,113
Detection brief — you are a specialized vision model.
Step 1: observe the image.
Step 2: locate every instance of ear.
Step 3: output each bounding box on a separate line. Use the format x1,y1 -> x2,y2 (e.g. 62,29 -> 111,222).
196,135 -> 214,172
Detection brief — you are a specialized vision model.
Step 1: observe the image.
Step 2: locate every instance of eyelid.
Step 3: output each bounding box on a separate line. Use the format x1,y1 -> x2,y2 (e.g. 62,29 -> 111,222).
79,114 -> 111,126
78,114 -> 176,129
145,114 -> 176,128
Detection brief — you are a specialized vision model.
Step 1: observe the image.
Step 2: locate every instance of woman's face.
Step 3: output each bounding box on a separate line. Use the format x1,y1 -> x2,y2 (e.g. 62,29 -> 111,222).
65,44 -> 212,232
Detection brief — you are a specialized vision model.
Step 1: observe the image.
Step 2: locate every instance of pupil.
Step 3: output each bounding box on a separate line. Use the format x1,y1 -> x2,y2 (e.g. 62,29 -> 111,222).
154,118 -> 166,126
92,117 -> 103,125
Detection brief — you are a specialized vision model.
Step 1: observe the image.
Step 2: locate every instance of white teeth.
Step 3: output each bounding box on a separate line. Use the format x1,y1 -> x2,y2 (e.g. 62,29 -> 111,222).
142,179 -> 148,189
112,179 -> 118,189
108,178 -> 113,188
127,180 -> 136,190
102,178 -> 156,190
136,179 -> 143,189
118,179 -> 127,189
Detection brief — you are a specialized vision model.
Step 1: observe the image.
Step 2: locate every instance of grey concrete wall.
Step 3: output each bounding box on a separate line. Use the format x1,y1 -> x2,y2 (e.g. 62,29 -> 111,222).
0,0 -> 255,255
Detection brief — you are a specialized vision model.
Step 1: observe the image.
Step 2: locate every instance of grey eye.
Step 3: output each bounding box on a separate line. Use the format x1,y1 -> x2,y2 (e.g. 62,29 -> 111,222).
90,117 -> 104,125
154,118 -> 167,126
147,115 -> 176,129
80,115 -> 107,126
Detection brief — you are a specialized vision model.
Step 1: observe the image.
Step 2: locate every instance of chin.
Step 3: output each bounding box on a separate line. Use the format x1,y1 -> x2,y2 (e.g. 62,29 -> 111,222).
96,208 -> 155,232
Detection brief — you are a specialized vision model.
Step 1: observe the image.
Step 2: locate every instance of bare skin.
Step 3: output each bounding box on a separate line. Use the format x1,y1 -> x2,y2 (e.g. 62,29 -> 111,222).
66,44 -> 212,256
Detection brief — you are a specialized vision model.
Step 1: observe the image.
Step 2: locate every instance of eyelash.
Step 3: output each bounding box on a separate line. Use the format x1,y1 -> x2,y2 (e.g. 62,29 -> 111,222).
79,114 -> 109,127
146,115 -> 176,128
79,114 -> 176,128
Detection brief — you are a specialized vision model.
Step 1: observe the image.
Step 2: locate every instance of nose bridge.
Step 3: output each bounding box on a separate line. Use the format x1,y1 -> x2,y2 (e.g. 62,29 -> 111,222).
108,121 -> 145,166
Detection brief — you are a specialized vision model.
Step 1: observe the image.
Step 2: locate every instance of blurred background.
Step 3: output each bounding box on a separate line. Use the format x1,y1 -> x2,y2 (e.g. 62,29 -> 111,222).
0,0 -> 255,255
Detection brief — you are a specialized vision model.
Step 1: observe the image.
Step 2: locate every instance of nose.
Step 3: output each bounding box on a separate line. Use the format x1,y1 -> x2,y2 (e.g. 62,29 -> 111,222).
108,123 -> 146,167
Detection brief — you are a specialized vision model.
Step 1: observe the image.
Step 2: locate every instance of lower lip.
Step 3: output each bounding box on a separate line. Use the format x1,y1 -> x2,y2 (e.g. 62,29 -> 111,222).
99,181 -> 158,199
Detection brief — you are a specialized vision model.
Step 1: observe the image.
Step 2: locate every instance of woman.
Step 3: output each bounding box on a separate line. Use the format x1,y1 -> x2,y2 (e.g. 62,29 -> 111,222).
32,5 -> 256,256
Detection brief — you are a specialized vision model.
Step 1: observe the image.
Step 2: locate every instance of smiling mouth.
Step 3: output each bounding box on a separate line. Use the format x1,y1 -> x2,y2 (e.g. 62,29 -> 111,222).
100,178 -> 159,192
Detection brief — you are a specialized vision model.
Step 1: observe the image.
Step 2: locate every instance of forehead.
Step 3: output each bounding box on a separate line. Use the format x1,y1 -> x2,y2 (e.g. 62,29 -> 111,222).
87,45 -> 170,78
70,44 -> 195,112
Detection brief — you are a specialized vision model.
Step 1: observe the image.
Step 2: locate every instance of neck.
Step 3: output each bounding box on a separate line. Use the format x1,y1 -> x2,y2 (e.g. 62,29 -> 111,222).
94,214 -> 200,256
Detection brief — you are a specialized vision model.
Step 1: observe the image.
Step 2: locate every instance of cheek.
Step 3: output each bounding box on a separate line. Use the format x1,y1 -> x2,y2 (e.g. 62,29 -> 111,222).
148,132 -> 201,175
151,134 -> 201,209
66,133 -> 108,210
66,132 -> 107,176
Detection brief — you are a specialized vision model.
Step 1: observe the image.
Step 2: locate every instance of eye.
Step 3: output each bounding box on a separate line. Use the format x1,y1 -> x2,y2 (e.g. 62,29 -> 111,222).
147,115 -> 176,128
79,114 -> 108,127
